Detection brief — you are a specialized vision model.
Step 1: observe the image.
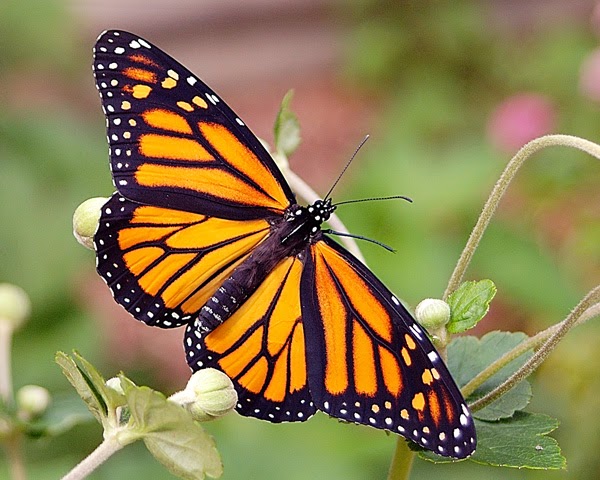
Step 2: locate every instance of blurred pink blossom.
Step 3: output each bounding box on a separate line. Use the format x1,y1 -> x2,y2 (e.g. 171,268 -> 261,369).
487,93 -> 557,154
579,48 -> 600,102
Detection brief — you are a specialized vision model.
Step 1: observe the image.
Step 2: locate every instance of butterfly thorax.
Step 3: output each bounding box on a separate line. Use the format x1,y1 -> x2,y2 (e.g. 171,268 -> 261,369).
281,198 -> 336,247
196,198 -> 335,333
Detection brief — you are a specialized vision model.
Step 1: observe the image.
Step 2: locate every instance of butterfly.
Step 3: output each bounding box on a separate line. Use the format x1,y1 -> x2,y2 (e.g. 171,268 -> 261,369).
92,30 -> 476,458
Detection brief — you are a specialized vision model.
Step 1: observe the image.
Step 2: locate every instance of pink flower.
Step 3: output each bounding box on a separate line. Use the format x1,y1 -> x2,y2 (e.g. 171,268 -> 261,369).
487,93 -> 557,154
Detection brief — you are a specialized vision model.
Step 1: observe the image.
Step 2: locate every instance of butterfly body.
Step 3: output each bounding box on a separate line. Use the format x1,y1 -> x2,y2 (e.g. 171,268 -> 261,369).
93,30 -> 476,458
198,199 -> 335,332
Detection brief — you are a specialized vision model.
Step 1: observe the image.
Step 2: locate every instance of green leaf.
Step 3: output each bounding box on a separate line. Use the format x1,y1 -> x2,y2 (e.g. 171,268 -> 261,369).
447,331 -> 533,420
120,375 -> 223,479
473,412 -> 565,469
55,352 -> 126,429
447,279 -> 496,333
419,412 -> 565,469
55,351 -> 106,423
273,90 -> 301,157
73,351 -> 126,413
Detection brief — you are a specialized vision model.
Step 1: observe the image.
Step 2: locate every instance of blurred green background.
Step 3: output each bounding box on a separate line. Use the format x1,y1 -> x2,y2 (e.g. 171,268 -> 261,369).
1,0 -> 599,478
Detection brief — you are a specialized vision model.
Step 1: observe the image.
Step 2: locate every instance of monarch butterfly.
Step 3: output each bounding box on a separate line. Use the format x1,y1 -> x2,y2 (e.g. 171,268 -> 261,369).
92,30 -> 476,458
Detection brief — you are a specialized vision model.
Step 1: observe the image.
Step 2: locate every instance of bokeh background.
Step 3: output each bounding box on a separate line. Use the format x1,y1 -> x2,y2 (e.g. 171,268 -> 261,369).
1,0 -> 599,478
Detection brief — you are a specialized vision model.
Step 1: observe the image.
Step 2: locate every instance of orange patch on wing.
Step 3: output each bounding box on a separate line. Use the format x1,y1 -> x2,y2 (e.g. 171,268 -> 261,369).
142,109 -> 192,134
131,205 -> 205,224
176,101 -> 194,112
135,163 -> 287,210
238,357 -> 269,394
132,84 -> 152,99
199,122 -> 289,209
138,252 -> 196,296
161,77 -> 177,89
193,96 -> 208,108
441,390 -> 456,422
218,327 -> 264,379
128,54 -> 158,67
118,225 -> 179,250
123,246 -> 164,276
138,134 -> 211,161
422,369 -> 434,385
352,323 -> 377,395
289,323 -> 307,393
412,392 -> 425,412
263,345 -> 289,402
166,217 -> 268,250
266,259 -> 303,356
379,346 -> 402,396
405,334 -> 416,350
314,242 -> 392,343
123,67 -> 157,83
428,390 -> 442,426
401,347 -> 412,366
314,249 -> 348,395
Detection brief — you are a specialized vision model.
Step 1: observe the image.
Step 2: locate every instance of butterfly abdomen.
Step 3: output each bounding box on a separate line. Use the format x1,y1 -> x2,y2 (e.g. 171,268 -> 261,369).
196,217 -> 307,332
198,279 -> 248,331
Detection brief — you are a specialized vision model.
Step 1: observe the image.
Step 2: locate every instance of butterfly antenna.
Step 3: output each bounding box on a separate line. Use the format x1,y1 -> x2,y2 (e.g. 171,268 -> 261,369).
323,229 -> 396,253
323,135 -> 370,201
334,195 -> 413,207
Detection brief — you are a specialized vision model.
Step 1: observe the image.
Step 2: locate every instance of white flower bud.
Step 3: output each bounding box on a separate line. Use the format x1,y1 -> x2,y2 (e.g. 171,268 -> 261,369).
0,283 -> 31,330
72,197 -> 108,250
415,298 -> 451,330
17,385 -> 51,419
171,369 -> 237,422
106,377 -> 124,395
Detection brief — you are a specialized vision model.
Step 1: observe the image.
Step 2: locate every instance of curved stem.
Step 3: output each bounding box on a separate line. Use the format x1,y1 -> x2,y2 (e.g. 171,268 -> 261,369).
468,285 -> 600,412
387,438 -> 415,480
61,436 -> 123,480
462,299 -> 600,398
443,134 -> 600,300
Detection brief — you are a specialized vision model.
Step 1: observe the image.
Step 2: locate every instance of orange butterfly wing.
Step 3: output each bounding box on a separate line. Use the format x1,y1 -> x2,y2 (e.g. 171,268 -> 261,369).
185,256 -> 316,420
300,239 -> 476,458
96,194 -> 271,327
93,30 -> 294,220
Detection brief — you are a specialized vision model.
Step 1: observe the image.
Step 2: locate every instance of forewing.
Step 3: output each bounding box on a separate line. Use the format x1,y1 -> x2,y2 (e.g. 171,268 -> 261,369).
185,256 -> 316,422
95,193 -> 271,327
93,30 -> 295,219
301,238 -> 476,459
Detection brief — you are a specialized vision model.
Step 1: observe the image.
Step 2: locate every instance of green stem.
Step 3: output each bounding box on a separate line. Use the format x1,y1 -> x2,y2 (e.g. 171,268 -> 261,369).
443,134 -> 600,300
468,285 -> 600,412
462,298 -> 600,398
387,438 -> 415,480
5,437 -> 27,480
61,436 -> 123,480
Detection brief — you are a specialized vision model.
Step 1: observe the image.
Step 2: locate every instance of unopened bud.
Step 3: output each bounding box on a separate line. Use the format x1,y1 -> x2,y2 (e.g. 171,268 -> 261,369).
172,369 -> 237,422
17,385 -> 51,420
73,197 -> 108,250
415,298 -> 451,330
0,283 -> 31,330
